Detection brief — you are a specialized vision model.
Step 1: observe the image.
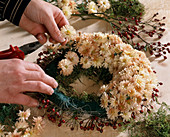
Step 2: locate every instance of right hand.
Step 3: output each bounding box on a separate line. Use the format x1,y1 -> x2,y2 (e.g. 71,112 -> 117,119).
0,59 -> 58,107
19,0 -> 69,45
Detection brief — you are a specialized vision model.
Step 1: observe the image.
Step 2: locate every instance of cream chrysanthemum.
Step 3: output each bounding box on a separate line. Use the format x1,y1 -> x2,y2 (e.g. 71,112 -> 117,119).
61,25 -> 77,40
121,112 -> 132,121
33,116 -> 44,132
97,0 -> 111,12
0,124 -> 4,136
65,51 -> 79,65
80,57 -> 92,69
18,109 -> 31,121
100,92 -> 108,108
87,1 -> 98,14
99,85 -> 108,94
7,129 -> 22,137
57,0 -> 70,7
69,0 -> 77,13
62,6 -> 72,19
106,107 -> 119,120
15,120 -> 29,129
58,59 -> 74,76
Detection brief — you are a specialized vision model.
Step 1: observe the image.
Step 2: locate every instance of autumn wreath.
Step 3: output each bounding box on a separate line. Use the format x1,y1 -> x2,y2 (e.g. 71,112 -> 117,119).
33,25 -> 159,132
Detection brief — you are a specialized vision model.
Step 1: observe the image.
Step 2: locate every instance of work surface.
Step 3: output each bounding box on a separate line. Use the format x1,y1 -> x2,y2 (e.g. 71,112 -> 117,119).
0,0 -> 170,136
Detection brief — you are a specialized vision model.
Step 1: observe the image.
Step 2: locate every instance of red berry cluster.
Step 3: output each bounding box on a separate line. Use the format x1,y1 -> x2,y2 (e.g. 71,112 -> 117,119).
37,48 -> 57,68
110,13 -> 170,59
78,116 -> 128,133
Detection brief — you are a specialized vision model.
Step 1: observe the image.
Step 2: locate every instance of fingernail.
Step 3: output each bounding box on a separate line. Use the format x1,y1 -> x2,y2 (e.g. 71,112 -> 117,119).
58,36 -> 65,43
54,80 -> 58,88
50,89 -> 54,95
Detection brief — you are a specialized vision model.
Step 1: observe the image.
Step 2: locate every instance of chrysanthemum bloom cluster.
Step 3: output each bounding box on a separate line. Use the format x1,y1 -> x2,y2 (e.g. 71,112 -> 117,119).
47,25 -> 158,122
87,0 -> 111,14
99,43 -> 158,121
57,0 -> 77,19
0,109 -> 44,137
61,25 -> 77,41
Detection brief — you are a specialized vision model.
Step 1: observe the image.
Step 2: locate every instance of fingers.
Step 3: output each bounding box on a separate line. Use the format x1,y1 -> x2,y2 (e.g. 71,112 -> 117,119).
19,14 -> 47,44
12,94 -> 39,107
23,61 -> 44,73
44,17 -> 65,43
49,36 -> 68,45
24,71 -> 58,89
22,61 -> 58,89
35,33 -> 47,44
21,81 -> 54,95
47,9 -> 69,44
49,37 -> 58,44
54,8 -> 69,28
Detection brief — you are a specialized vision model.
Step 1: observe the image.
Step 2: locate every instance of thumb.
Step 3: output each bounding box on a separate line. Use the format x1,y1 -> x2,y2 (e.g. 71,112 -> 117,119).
35,33 -> 47,44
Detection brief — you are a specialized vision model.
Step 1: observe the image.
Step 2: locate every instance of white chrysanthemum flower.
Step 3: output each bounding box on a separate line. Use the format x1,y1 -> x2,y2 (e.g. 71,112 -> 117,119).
133,75 -> 145,91
61,25 -> 77,40
118,80 -> 129,93
0,124 -> 4,136
109,97 -> 117,107
43,44 -> 60,53
80,57 -> 92,69
15,120 -> 29,129
57,0 -> 70,7
69,0 -> 78,14
92,56 -> 104,68
97,0 -> 111,12
78,41 -> 92,56
87,1 -> 98,14
100,43 -> 110,55
33,116 -> 44,131
132,103 -> 141,112
62,6 -> 72,19
7,129 -> 22,137
58,59 -> 74,76
106,107 -> 119,120
100,92 -> 108,108
99,85 -> 108,94
121,112 -> 132,121
127,83 -> 136,97
117,93 -> 126,104
18,109 -> 30,121
65,51 -> 79,65
108,34 -> 123,45
119,54 -> 132,67
23,128 -> 31,137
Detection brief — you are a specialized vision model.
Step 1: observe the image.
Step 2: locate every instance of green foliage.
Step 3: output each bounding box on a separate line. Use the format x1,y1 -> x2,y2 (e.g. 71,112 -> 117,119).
108,0 -> 145,17
0,104 -> 22,126
44,0 -> 145,18
122,102 -> 170,137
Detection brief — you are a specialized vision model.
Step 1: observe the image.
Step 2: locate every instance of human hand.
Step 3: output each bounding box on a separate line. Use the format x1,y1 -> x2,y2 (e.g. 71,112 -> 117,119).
19,0 -> 69,45
0,59 -> 58,107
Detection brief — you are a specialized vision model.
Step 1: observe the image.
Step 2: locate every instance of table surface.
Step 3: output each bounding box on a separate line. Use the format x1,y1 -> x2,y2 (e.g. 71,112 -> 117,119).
0,0 -> 169,136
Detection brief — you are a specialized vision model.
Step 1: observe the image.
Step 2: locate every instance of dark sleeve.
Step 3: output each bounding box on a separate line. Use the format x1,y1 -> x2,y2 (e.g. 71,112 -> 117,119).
0,0 -> 31,26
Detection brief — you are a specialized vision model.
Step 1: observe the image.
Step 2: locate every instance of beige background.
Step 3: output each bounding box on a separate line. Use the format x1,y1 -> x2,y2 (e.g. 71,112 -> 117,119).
0,0 -> 170,136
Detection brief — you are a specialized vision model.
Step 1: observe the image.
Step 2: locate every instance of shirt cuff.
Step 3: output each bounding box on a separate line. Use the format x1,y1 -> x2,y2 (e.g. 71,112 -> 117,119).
3,0 -> 31,26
